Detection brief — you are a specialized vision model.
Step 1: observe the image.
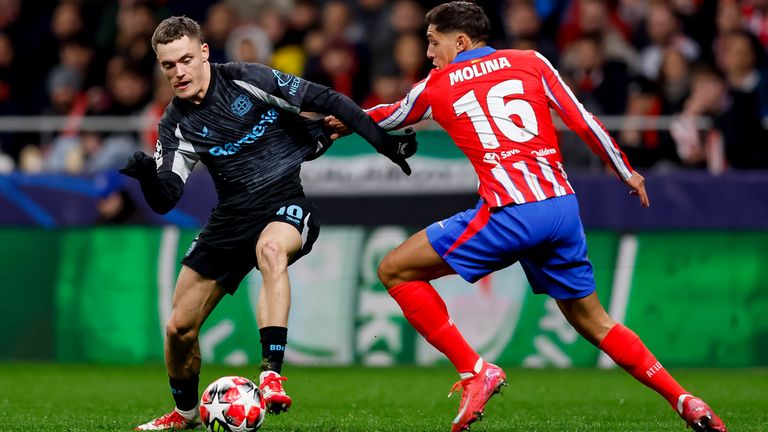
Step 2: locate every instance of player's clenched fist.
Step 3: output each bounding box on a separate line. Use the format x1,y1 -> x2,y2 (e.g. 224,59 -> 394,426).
119,151 -> 157,180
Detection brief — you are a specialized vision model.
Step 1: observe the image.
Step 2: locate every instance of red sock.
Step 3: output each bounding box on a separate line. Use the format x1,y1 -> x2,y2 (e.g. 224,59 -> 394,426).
599,323 -> 687,406
389,281 -> 481,375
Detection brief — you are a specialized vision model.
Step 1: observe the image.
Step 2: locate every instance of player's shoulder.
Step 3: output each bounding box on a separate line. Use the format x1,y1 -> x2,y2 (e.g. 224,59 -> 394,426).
159,101 -> 183,131
495,49 -> 547,65
218,61 -> 272,81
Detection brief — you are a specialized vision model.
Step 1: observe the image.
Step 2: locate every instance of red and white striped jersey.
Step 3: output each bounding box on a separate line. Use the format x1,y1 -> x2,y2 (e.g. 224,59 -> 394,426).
365,47 -> 634,207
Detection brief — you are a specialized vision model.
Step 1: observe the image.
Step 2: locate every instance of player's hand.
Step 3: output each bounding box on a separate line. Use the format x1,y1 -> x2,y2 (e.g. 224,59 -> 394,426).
119,151 -> 157,180
324,115 -> 351,140
377,128 -> 418,175
625,170 -> 650,208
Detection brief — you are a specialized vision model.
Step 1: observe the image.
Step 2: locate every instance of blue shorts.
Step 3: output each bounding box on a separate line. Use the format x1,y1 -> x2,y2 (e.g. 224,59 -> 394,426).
426,194 -> 595,300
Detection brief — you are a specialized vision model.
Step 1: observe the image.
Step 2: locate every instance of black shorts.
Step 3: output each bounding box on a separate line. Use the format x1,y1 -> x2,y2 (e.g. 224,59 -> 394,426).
181,197 -> 321,294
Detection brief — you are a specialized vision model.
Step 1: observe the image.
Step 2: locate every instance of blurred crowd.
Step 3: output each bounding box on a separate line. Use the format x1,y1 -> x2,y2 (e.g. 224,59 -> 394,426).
0,0 -> 767,176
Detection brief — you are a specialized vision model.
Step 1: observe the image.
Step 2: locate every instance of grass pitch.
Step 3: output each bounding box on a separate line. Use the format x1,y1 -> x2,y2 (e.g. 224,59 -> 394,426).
0,364 -> 765,431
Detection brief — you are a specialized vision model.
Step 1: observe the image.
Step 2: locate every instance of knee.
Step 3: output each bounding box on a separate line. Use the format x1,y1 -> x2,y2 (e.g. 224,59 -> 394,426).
166,318 -> 198,346
377,253 -> 402,290
257,240 -> 287,275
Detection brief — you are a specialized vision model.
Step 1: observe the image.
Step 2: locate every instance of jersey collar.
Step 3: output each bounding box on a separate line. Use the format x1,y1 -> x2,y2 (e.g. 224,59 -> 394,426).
452,46 -> 496,64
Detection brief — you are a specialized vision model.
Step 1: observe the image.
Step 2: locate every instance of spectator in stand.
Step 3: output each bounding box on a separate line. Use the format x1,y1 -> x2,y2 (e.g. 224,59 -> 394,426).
268,1 -> 317,75
557,0 -> 637,70
304,1 -> 369,102
203,2 -> 236,64
257,8 -> 304,75
620,76 -> 662,168
392,32 -> 429,91
283,0 -> 319,46
320,0 -> 364,44
713,0 -> 746,64
742,0 -> 768,48
318,40 -> 365,101
670,64 -> 729,172
637,1 -> 700,80
558,35 -> 630,170
659,48 -> 692,115
58,36 -> 98,90
105,65 -> 151,117
358,0 -> 393,73
390,0 -> 425,35
361,67 -> 402,109
225,24 -> 273,64
502,1 -> 559,64
717,30 -> 768,168
42,65 -> 89,141
51,1 -> 84,42
560,35 -> 630,115
0,32 -> 19,160
623,48 -> 692,170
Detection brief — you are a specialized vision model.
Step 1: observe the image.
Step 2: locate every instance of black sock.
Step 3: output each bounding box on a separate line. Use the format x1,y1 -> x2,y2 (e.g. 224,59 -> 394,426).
259,326 -> 288,374
169,375 -> 199,411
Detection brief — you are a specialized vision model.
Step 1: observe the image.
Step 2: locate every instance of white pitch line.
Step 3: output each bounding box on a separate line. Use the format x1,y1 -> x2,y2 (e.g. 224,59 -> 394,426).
598,234 -> 638,369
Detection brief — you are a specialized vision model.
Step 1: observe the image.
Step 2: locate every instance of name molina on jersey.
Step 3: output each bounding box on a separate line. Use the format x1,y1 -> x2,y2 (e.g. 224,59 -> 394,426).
449,57 -> 512,86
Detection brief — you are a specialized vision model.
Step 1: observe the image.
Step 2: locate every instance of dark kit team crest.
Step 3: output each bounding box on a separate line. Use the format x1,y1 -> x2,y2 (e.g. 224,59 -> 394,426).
231,94 -> 253,117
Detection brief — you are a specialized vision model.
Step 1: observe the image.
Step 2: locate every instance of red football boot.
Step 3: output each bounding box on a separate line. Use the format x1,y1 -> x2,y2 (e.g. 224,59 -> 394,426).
677,394 -> 727,432
134,408 -> 201,430
448,362 -> 507,432
259,371 -> 293,414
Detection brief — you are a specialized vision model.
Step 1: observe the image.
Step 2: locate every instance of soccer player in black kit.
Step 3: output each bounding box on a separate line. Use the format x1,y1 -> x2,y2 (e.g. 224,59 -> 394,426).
124,16 -> 416,430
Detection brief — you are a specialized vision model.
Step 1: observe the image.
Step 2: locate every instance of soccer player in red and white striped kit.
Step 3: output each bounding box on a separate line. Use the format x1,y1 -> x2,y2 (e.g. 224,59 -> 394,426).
328,2 -> 726,431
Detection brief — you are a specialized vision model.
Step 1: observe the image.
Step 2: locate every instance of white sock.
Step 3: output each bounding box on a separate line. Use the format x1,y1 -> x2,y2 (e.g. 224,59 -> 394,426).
175,405 -> 199,420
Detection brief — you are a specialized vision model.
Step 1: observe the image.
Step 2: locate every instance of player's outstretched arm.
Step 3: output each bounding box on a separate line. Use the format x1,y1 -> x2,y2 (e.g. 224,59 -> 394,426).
625,170 -> 650,208
324,115 -> 350,141
120,151 -> 184,214
302,84 -> 418,174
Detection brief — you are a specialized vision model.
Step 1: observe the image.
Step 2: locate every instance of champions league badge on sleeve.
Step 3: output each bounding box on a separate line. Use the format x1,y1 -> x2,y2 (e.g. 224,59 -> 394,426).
231,94 -> 253,117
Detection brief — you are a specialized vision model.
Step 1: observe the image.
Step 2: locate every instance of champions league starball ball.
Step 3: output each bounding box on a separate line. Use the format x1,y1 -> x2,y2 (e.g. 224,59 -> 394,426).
200,376 -> 266,432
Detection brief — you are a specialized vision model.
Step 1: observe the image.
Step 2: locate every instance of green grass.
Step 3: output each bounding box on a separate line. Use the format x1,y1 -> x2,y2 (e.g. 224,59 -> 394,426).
0,364 -> 766,431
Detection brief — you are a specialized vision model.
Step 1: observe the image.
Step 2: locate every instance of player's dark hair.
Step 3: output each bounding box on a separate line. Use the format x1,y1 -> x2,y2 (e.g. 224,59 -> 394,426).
151,16 -> 204,52
425,1 -> 490,43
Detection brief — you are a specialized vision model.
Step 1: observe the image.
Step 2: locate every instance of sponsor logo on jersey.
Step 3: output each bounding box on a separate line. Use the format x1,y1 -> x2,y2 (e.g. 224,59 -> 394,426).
531,148 -> 557,157
195,125 -> 212,138
449,57 -> 512,85
500,149 -> 520,159
209,108 -> 279,156
272,70 -> 302,96
231,93 -> 253,117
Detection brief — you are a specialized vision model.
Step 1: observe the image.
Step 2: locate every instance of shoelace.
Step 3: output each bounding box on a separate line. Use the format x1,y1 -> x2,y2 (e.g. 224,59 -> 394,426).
448,379 -> 470,398
261,375 -> 288,392
153,412 -> 183,425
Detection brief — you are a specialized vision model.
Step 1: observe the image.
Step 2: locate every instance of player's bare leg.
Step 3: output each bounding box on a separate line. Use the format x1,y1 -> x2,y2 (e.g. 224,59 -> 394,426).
557,293 -> 727,431
255,221 -> 302,414
379,230 -> 507,432
136,266 -> 227,430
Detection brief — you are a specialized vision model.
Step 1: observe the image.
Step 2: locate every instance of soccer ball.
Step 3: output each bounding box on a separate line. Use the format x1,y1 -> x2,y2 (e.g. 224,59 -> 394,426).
200,376 -> 266,432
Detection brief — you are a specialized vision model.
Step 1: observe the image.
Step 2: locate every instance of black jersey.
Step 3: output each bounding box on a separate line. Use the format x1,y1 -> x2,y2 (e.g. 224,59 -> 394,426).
155,62 -> 326,213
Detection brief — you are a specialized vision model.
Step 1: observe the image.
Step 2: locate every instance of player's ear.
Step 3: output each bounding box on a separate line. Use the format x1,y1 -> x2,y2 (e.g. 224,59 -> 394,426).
201,42 -> 209,62
456,33 -> 470,52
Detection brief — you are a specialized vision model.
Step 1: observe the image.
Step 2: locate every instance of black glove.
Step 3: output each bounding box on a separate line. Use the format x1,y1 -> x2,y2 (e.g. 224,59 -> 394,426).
119,151 -> 157,180
376,128 -> 418,175
301,117 -> 335,162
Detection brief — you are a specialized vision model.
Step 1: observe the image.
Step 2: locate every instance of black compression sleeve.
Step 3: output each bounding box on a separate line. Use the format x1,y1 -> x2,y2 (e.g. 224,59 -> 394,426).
301,83 -> 390,149
138,171 -> 184,215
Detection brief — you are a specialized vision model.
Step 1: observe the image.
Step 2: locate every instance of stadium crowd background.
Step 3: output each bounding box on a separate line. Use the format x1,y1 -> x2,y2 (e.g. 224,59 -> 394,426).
0,0 -> 767,175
